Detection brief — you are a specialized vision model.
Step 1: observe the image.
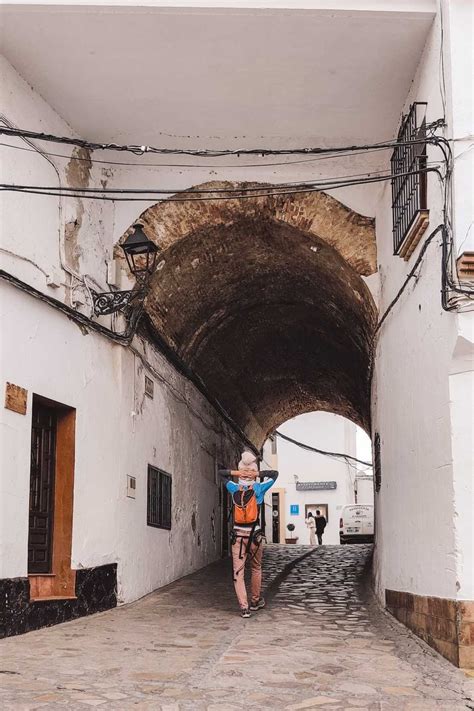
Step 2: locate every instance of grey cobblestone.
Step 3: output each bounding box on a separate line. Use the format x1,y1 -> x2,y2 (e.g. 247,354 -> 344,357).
0,545 -> 472,710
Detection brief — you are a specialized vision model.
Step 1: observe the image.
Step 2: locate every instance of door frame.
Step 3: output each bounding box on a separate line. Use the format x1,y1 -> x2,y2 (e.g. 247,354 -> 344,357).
28,394 -> 76,600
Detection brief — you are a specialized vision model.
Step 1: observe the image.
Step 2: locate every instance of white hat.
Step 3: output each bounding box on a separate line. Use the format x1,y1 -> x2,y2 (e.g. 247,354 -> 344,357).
238,451 -> 258,472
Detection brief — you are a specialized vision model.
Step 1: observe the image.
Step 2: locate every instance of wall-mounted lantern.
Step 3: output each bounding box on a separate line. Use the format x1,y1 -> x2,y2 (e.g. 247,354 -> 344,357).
122,224 -> 160,284
91,224 -> 161,316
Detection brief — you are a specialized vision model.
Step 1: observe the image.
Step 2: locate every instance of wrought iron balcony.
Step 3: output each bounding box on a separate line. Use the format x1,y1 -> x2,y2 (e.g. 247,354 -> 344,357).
391,102 -> 429,259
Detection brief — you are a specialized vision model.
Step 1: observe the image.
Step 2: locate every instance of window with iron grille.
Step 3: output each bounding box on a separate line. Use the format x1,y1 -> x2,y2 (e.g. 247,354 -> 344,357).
374,433 -> 382,493
391,102 -> 428,256
147,466 -> 172,529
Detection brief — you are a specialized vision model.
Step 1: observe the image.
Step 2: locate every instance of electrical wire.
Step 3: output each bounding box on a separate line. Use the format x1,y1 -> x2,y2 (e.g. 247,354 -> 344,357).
0,166 -> 441,195
2,120 -> 470,309
0,139 -> 399,169
0,267 -> 141,344
275,430 -> 372,467
0,115 -> 83,292
376,224 -> 445,334
0,124 -> 449,158
0,267 -> 260,455
0,168 -> 442,203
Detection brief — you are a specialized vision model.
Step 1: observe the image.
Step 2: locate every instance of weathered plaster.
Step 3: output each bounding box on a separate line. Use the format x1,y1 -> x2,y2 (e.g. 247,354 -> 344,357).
63,148 -> 93,273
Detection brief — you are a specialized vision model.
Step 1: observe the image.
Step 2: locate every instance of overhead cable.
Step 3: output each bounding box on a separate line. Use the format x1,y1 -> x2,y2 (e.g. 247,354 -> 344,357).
0,166 -> 440,195
0,268 -> 259,456
275,430 -> 372,467
0,167 -> 442,203
0,139 -> 401,169
376,225 -> 445,333
0,124 -> 448,158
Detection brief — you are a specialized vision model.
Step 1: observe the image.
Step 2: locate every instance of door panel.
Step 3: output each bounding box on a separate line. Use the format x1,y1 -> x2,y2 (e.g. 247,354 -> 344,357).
272,492 -> 280,543
28,403 -> 57,573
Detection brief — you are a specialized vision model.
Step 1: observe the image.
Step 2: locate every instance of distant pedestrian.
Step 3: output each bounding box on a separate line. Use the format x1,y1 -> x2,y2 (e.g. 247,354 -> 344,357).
219,451 -> 278,619
315,509 -> 327,545
305,511 -> 316,545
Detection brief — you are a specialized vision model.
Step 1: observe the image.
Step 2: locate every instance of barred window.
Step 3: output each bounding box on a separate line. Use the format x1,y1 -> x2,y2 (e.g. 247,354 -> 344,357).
391,102 -> 429,257
147,466 -> 172,529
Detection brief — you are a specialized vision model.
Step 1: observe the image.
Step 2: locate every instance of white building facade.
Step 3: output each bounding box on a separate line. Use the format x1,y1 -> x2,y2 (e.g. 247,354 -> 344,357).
263,413 -> 373,546
0,0 -> 472,668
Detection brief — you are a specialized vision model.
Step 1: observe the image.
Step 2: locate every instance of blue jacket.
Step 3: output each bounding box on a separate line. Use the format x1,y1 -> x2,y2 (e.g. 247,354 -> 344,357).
218,470 -> 279,504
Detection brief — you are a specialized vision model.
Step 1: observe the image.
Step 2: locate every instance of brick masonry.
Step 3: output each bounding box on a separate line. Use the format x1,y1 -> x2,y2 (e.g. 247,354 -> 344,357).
386,588 -> 474,669
116,183 -> 378,445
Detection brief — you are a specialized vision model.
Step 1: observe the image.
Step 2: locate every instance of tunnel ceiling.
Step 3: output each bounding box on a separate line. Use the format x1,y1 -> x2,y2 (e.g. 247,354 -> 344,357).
120,183 -> 377,446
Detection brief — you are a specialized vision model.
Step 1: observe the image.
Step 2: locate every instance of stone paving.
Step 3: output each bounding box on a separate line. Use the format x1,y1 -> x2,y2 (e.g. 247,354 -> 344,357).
1,544 -> 473,710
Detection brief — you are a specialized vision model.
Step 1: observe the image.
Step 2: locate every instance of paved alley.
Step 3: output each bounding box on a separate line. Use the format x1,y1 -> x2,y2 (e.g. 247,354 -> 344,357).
0,545 -> 472,710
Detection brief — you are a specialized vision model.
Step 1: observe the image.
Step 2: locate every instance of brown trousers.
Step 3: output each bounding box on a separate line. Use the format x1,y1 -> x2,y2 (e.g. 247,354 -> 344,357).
231,533 -> 264,609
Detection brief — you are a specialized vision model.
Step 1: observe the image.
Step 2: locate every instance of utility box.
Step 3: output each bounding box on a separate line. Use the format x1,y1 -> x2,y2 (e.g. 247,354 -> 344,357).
106,259 -> 121,288
126,475 -> 136,499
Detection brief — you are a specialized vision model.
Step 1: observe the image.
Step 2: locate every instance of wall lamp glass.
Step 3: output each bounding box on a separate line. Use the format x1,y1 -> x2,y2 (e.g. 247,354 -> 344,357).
91,224 -> 161,317
122,224 -> 160,284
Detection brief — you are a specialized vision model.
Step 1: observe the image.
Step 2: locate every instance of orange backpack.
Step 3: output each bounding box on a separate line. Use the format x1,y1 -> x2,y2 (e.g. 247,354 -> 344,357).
232,486 -> 259,525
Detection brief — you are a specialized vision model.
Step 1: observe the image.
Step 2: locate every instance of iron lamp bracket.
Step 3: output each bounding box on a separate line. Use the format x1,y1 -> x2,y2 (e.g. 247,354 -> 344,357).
90,288 -> 144,316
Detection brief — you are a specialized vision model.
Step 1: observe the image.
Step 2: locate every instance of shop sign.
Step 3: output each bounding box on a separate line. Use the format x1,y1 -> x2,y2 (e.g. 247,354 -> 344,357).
296,481 -> 337,491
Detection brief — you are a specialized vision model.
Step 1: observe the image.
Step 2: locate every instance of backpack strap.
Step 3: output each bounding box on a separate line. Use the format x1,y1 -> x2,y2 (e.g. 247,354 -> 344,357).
244,512 -> 260,556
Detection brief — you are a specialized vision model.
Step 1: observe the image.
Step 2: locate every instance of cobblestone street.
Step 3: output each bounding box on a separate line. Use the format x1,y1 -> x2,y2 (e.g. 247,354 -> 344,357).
1,545 -> 473,710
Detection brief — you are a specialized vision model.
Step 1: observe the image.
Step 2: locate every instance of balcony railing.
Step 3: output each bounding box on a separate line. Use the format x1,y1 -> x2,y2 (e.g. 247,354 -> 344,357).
391,102 -> 429,258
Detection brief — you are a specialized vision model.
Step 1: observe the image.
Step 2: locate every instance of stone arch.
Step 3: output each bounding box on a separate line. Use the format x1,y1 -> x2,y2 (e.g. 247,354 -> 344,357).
119,182 -> 377,446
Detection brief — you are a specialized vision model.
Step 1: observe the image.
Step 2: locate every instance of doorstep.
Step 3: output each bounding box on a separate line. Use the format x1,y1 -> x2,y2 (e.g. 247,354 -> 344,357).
30,595 -> 77,602
29,571 -> 76,599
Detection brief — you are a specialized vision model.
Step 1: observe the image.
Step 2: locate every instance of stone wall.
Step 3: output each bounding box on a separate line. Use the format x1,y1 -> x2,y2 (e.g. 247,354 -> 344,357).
386,589 -> 474,669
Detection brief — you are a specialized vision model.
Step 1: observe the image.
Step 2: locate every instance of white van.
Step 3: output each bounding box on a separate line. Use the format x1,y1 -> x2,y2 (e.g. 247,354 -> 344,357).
339,504 -> 374,544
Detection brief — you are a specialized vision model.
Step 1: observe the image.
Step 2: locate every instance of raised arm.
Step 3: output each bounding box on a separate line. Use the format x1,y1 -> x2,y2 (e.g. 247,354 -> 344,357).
258,470 -> 279,494
218,469 -> 244,480
259,470 -> 279,482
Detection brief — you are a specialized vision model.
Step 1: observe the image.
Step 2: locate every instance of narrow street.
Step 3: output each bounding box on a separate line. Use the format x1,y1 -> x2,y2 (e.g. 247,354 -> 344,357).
1,546 -> 472,710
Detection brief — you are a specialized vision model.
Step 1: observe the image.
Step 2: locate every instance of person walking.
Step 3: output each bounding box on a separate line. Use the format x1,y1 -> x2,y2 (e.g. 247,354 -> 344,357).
305,511 -> 317,545
315,509 -> 327,545
219,451 -> 278,618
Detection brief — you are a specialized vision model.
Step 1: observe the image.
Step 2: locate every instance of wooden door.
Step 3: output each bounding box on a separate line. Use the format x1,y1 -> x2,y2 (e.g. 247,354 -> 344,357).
272,492 -> 280,543
28,402 -> 57,573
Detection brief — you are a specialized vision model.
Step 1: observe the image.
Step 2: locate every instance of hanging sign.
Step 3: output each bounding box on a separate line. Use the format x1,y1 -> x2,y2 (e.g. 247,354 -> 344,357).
296,481 -> 337,491
4,382 -> 28,415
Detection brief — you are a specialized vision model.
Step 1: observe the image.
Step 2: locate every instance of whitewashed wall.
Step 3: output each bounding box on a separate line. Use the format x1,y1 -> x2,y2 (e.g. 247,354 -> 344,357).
446,0 -> 474,603
0,56 -> 243,603
372,2 -> 474,603
450,315 -> 474,601
0,281 -> 244,602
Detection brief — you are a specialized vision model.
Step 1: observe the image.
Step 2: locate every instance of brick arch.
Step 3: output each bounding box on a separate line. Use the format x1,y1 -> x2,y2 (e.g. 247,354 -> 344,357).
120,182 -> 377,446
126,181 -> 376,277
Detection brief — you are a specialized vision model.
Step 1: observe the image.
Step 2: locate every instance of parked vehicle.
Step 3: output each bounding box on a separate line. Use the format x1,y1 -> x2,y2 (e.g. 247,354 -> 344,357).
339,504 -> 374,544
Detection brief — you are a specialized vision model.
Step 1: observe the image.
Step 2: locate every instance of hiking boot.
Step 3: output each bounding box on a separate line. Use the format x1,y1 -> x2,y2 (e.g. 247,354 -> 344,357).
240,608 -> 251,618
250,597 -> 265,611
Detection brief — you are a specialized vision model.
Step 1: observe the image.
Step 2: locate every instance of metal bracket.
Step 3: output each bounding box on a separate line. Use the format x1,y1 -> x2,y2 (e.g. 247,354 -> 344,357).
90,288 -> 142,316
